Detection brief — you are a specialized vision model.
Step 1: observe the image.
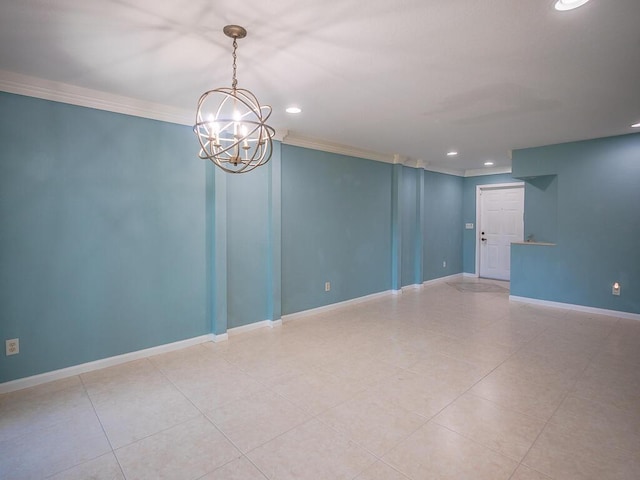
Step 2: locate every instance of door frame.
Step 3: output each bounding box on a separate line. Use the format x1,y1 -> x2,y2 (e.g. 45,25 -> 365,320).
474,182 -> 525,278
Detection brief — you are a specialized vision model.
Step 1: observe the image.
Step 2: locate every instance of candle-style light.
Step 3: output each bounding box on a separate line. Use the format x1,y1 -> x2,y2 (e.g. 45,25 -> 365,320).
194,25 -> 275,173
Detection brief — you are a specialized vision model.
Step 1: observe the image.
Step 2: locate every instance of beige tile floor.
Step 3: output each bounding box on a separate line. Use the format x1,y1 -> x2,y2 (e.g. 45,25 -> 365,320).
1,279 -> 639,479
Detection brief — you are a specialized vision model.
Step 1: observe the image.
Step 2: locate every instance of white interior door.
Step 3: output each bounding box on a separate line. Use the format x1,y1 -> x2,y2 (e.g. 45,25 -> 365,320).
479,186 -> 524,281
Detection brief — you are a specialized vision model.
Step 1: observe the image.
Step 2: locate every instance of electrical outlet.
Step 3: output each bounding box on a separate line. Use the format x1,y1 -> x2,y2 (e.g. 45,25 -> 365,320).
6,338 -> 19,356
325,281 -> 331,292
612,282 -> 621,296
442,261 -> 447,268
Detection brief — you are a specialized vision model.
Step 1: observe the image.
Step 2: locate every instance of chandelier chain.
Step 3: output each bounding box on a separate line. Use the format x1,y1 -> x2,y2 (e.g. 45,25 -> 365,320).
231,38 -> 238,90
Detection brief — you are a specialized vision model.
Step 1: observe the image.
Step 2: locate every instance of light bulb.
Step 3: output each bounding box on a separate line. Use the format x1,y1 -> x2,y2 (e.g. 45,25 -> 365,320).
241,125 -> 249,149
554,0 -> 590,11
206,114 -> 220,147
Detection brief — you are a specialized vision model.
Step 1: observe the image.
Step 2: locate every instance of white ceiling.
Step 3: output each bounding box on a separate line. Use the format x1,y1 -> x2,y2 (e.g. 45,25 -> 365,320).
1,0 -> 639,174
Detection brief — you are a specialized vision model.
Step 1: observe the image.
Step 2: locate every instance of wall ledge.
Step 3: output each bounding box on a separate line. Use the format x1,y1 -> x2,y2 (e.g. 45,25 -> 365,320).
509,295 -> 640,321
512,241 -> 556,246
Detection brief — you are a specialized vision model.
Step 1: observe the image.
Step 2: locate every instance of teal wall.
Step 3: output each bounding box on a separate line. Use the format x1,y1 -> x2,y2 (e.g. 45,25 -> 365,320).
462,173 -> 518,274
15,89 -> 632,384
1,92 -> 468,384
523,175 -> 558,243
423,171 -> 464,281
400,167 -> 419,287
0,93 -> 208,382
226,166 -> 270,328
205,144 -> 281,336
281,145 -> 393,314
511,134 -> 640,313
397,167 -> 464,287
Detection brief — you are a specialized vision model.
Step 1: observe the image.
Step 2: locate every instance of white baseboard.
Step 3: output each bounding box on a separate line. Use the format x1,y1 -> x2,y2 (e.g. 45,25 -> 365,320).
282,290 -> 392,322
509,295 -> 640,321
0,334 -> 218,395
1,318 -> 284,394
423,273 -> 463,287
398,274 -> 464,292
281,278 -> 464,323
463,272 -> 478,278
227,319 -> 282,336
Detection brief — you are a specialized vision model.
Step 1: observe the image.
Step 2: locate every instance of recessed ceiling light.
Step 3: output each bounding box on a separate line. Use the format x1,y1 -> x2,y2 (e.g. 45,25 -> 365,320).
286,106 -> 302,114
631,122 -> 640,128
446,151 -> 458,156
484,161 -> 494,166
554,0 -> 590,11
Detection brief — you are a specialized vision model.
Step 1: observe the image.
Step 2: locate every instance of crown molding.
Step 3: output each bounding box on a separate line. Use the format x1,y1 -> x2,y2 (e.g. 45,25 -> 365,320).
392,154 -> 407,165
0,71 -> 511,177
422,164 -> 465,177
0,70 -> 194,126
0,70 -> 292,141
273,129 -> 288,142
464,166 -> 512,177
282,132 -> 396,164
401,157 -> 421,168
282,133 -> 471,176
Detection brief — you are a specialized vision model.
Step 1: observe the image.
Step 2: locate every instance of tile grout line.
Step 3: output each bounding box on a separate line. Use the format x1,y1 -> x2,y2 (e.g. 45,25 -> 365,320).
12,284 -> 635,480
334,301 -> 558,480
147,349 -> 354,480
506,318 -> 621,480
77,373 -> 128,480
152,342 -> 368,479
83,356 -> 223,474
150,354 -> 271,479
189,341 -> 417,477
393,315 -> 557,480
292,289 -> 552,479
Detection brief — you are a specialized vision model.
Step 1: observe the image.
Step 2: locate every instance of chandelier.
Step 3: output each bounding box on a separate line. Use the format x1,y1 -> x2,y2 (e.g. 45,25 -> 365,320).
194,25 -> 275,173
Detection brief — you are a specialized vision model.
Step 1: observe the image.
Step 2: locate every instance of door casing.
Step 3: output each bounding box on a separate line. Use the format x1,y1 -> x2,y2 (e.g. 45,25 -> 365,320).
474,182 -> 525,279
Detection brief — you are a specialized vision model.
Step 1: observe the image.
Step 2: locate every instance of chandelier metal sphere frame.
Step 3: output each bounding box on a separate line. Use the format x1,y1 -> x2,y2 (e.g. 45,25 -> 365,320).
194,25 -> 275,174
